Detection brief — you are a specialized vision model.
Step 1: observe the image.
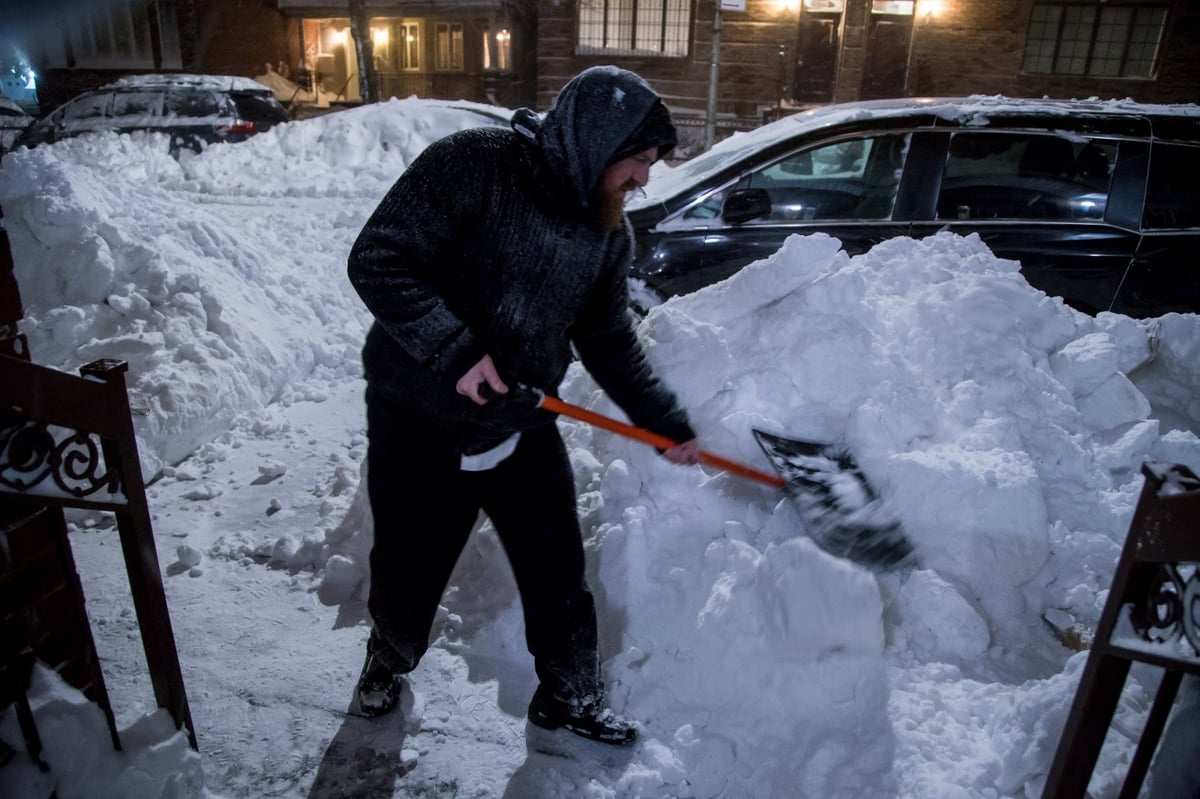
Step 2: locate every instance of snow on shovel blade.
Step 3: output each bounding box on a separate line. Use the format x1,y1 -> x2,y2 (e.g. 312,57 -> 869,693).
752,429 -> 914,571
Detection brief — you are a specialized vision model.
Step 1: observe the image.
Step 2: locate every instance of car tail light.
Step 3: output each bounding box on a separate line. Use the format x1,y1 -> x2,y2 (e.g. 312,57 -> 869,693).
215,118 -> 257,136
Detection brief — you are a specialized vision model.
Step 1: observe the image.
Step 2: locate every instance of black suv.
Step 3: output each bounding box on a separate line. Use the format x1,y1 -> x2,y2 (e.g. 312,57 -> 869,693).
13,74 -> 288,155
628,97 -> 1200,318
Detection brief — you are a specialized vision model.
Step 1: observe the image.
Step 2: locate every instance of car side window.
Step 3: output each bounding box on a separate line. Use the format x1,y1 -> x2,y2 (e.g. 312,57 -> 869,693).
738,134 -> 909,222
1143,142 -> 1200,229
165,89 -> 222,118
937,133 -> 1114,221
63,93 -> 111,122
111,91 -> 162,119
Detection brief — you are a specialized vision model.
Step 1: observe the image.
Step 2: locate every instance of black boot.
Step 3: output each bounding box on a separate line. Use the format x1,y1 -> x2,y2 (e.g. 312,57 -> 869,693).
527,686 -> 637,745
355,630 -> 404,718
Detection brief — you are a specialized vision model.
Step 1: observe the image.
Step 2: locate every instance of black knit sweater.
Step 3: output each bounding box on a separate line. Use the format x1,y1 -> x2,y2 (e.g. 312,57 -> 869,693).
347,68 -> 694,455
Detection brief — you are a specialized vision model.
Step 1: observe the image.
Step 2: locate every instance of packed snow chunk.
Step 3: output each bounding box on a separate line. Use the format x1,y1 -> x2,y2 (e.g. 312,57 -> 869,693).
1128,313 -> 1200,433
285,533 -> 327,572
180,482 -> 223,501
1093,418 -> 1160,474
670,724 -> 736,797
667,232 -> 848,327
257,460 -> 288,480
756,536 -> 885,661
269,534 -> 298,567
988,651 -> 1145,796
1150,428 -> 1200,476
318,554 -> 364,606
887,445 -> 1049,624
175,545 -> 202,568
893,569 -> 990,664
637,306 -> 733,403
0,664 -> 204,799
1075,373 -> 1151,432
1050,332 -> 1121,396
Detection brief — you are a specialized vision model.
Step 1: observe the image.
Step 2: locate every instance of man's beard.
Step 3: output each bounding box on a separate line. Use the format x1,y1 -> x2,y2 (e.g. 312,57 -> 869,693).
594,180 -> 638,231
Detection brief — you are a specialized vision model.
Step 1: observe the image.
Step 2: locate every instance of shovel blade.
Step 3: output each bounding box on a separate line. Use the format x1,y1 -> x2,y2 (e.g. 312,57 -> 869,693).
753,429 -> 914,571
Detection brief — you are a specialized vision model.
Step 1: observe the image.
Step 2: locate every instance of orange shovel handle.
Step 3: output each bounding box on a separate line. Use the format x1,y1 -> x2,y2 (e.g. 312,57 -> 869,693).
537,394 -> 785,489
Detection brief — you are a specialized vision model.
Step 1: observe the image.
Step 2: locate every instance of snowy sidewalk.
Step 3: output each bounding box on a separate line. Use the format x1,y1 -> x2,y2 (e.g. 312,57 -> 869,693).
71,373 -> 634,798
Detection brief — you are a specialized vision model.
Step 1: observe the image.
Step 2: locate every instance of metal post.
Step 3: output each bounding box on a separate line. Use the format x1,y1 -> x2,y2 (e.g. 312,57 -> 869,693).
704,3 -> 722,151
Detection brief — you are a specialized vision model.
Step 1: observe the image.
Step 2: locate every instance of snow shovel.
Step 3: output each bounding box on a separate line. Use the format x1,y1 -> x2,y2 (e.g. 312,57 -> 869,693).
515,387 -> 914,571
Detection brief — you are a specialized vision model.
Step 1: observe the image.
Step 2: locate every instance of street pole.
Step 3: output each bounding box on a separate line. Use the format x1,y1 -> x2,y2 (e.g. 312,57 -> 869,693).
704,3 -> 722,151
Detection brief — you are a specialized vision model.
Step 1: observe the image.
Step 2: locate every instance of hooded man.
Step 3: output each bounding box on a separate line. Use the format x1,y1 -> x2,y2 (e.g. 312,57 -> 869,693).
346,65 -> 699,745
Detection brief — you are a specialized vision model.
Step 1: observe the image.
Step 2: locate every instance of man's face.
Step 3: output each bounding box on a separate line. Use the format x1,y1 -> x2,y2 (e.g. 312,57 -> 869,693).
595,146 -> 658,231
600,146 -> 658,197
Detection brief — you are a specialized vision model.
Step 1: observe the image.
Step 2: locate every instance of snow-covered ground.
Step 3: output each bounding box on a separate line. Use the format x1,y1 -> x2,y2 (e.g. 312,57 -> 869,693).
1,96 -> 1199,799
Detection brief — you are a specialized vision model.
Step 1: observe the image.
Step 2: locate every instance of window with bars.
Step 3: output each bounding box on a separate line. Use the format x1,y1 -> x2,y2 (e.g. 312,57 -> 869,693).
577,0 -> 690,57
435,23 -> 464,71
1023,3 -> 1167,78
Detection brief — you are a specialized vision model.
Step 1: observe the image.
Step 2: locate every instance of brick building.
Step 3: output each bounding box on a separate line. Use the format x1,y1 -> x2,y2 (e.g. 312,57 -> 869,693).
537,0 -> 1200,150
19,0 -> 537,117
14,1 -> 1200,146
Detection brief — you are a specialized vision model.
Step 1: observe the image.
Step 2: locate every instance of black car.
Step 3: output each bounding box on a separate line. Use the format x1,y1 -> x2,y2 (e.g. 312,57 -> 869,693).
0,96 -> 33,156
13,74 -> 288,155
627,97 -> 1200,319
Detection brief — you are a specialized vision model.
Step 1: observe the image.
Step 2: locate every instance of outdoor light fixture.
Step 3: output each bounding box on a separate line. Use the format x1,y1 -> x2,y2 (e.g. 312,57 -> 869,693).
497,29 -> 511,43
329,29 -> 347,46
919,0 -> 945,19
372,27 -> 389,46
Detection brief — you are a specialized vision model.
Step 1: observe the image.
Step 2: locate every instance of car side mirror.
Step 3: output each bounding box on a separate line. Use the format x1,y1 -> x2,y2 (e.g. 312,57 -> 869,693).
723,188 -> 772,225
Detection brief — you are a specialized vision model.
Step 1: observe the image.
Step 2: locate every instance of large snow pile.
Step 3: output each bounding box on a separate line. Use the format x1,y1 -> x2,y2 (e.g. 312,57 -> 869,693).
1,97 -> 508,473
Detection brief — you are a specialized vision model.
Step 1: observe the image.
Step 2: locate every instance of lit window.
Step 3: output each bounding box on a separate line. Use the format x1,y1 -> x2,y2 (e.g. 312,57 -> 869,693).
484,28 -> 511,71
1023,3 -> 1167,78
436,23 -> 464,71
577,0 -> 691,57
400,22 -> 420,71
370,20 -> 421,72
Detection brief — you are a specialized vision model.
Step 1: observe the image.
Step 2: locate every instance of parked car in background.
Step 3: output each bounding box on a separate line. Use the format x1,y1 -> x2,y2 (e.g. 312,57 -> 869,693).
0,96 -> 33,156
627,97 -> 1200,319
12,74 -> 288,155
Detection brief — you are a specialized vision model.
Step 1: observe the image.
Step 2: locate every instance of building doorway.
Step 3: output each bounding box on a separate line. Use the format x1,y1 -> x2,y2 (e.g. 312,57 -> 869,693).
792,1 -> 842,104
860,1 -> 913,99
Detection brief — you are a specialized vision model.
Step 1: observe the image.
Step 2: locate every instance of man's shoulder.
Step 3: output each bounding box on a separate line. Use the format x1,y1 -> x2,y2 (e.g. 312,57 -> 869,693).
439,125 -> 520,153
418,126 -> 530,176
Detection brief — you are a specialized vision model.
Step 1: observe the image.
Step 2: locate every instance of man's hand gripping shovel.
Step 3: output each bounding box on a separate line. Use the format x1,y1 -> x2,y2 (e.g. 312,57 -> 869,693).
501,385 -> 914,572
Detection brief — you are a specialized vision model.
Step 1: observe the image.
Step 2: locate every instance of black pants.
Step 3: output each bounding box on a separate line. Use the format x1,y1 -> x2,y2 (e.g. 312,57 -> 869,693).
364,389 -> 603,704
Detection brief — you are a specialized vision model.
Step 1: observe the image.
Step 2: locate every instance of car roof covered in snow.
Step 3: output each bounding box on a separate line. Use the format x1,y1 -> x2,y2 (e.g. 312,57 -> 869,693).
631,94 -> 1200,211
101,74 -> 274,93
